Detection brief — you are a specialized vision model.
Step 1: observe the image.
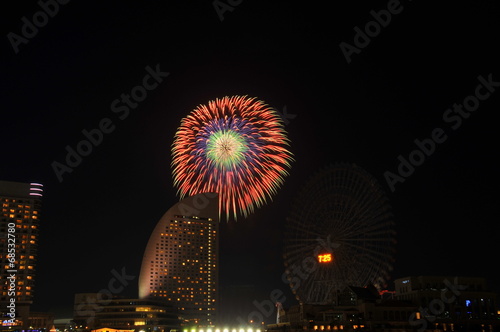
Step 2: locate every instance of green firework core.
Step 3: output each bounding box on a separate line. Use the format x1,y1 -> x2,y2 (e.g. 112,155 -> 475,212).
206,130 -> 248,169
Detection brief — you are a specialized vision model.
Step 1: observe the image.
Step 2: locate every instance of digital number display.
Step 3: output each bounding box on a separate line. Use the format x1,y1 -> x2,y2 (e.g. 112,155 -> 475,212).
318,253 -> 332,263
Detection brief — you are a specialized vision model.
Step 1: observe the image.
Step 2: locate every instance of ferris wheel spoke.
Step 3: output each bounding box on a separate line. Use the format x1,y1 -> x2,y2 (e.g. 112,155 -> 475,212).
340,215 -> 394,239
336,201 -> 377,234
343,241 -> 390,259
338,240 -> 393,273
288,226 -> 324,239
343,236 -> 394,243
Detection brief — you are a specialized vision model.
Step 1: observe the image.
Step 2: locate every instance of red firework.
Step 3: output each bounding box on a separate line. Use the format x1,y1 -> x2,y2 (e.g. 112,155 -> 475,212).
171,95 -> 293,220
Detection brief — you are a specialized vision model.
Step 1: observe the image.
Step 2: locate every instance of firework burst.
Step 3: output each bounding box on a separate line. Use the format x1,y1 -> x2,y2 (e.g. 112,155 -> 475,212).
171,95 -> 293,220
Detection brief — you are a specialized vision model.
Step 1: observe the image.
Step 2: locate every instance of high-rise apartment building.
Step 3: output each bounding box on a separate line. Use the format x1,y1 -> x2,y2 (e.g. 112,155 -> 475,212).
0,180 -> 43,328
139,193 -> 219,327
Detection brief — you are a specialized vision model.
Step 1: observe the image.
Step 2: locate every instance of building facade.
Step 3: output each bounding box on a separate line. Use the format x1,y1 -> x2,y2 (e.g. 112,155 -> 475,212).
0,180 -> 43,329
394,276 -> 499,331
73,294 -> 180,332
139,193 -> 219,327
271,286 -> 418,332
28,311 -> 55,330
270,277 -> 500,332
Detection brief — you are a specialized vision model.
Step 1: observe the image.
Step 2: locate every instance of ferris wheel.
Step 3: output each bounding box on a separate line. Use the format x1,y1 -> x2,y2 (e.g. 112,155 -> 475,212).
283,163 -> 396,304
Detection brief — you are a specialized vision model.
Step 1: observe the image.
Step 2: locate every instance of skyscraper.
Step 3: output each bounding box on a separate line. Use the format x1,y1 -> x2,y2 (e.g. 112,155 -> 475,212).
139,193 -> 219,327
0,180 -> 43,328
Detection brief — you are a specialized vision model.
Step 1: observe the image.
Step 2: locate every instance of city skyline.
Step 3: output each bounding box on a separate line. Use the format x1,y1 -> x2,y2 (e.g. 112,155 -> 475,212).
1,0 -> 499,326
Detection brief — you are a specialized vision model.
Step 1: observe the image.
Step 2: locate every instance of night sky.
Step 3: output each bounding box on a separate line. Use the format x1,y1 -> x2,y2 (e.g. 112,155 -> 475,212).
1,0 -> 499,325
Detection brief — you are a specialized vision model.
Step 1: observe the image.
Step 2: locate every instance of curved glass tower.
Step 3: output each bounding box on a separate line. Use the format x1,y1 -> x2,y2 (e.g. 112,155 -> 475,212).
139,193 -> 219,327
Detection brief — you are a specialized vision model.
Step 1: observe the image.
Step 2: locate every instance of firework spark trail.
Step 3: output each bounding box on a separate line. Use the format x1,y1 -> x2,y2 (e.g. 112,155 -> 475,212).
172,95 -> 293,220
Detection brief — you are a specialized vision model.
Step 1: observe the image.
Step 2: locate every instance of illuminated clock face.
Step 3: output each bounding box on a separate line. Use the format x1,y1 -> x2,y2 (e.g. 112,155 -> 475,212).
317,253 -> 333,263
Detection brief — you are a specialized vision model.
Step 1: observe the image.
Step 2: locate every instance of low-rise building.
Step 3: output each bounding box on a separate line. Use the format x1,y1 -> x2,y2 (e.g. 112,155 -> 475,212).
394,276 -> 499,331
73,294 -> 180,332
268,277 -> 500,331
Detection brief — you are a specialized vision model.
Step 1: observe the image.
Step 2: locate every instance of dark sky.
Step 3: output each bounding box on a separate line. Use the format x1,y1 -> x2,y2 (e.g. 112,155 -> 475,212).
1,0 -> 499,325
